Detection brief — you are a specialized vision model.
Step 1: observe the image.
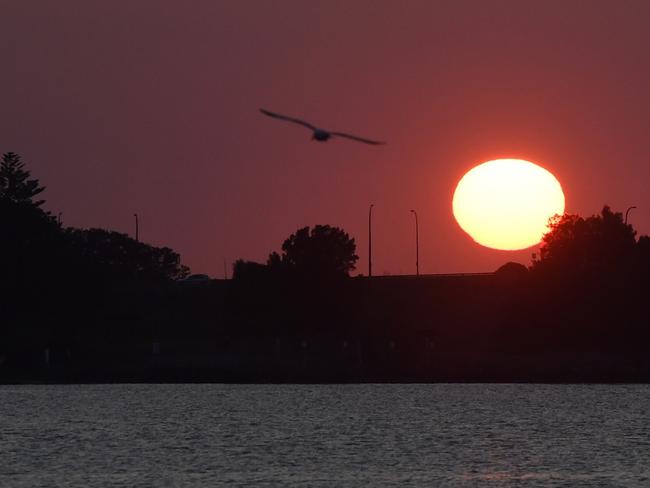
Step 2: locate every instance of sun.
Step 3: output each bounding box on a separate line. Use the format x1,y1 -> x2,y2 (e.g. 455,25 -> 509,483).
452,159 -> 565,250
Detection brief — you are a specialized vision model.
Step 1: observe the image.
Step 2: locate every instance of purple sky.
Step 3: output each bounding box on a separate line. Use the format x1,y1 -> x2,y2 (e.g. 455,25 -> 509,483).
2,1 -> 649,276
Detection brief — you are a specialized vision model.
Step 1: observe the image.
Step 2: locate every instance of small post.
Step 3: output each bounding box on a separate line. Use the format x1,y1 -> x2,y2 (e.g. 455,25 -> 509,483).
368,204 -> 374,277
410,209 -> 419,276
133,213 -> 139,242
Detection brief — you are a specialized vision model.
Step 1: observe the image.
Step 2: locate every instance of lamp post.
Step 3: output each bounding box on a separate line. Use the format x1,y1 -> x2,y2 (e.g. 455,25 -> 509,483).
368,204 -> 374,277
57,212 -> 62,225
625,206 -> 636,225
410,209 -> 419,276
134,213 -> 139,242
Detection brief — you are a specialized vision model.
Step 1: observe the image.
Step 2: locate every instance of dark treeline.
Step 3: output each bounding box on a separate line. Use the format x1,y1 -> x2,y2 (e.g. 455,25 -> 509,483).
2,152 -> 650,383
0,153 -> 189,378
224,206 -> 650,382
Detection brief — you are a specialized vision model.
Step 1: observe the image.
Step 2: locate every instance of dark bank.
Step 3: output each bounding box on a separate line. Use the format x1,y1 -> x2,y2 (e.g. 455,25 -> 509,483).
2,152 -> 649,384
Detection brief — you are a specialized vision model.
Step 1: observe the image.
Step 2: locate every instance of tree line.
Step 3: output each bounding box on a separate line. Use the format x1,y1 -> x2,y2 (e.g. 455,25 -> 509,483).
0,152 -> 189,365
2,150 -> 650,381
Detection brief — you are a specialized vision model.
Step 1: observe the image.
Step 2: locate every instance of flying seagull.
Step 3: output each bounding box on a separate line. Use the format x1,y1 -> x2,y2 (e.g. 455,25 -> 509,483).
260,109 -> 385,145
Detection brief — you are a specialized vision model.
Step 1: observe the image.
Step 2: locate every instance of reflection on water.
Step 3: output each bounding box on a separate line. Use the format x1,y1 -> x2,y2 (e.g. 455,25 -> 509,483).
1,384 -> 649,487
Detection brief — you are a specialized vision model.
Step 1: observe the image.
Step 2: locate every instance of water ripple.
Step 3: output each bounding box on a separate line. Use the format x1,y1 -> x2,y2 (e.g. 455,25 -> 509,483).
1,384 -> 649,487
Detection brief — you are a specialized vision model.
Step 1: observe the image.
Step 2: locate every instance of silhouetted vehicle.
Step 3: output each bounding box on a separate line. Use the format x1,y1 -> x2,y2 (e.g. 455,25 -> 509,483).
178,274 -> 212,285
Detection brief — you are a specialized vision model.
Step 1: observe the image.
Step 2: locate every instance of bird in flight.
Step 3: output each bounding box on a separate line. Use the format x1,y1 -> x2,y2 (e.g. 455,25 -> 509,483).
260,109 -> 385,145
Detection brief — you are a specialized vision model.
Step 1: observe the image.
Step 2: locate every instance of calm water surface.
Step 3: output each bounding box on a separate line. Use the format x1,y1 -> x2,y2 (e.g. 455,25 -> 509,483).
1,384 -> 649,487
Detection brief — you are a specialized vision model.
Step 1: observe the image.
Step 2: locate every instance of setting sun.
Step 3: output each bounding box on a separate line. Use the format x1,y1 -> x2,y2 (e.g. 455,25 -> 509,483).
452,159 -> 565,250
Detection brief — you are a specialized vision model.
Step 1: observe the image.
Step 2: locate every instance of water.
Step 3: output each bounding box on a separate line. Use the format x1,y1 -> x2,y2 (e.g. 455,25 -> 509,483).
1,384 -> 649,487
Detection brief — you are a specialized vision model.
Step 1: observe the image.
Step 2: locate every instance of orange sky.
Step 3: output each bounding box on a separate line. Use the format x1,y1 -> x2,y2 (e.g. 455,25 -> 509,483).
2,1 -> 649,276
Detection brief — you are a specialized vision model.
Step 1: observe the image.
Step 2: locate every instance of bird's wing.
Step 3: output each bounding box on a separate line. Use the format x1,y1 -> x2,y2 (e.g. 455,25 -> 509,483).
330,131 -> 386,145
259,109 -> 317,131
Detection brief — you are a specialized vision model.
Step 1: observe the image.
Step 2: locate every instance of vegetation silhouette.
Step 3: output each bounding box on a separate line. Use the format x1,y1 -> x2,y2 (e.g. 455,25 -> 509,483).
231,225 -> 360,359
520,205 -> 649,359
0,152 -> 46,206
67,228 -> 189,282
532,206 -> 638,278
269,224 -> 358,277
2,151 -> 650,382
0,152 -> 189,376
234,224 -> 358,282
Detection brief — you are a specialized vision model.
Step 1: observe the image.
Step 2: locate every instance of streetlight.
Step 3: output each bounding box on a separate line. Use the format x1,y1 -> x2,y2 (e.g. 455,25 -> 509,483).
368,204 -> 374,277
410,209 -> 419,276
133,213 -> 139,242
625,206 -> 636,225
57,212 -> 62,225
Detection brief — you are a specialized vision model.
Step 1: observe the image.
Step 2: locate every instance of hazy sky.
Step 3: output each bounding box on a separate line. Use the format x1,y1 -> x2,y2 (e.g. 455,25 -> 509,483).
2,1 -> 649,276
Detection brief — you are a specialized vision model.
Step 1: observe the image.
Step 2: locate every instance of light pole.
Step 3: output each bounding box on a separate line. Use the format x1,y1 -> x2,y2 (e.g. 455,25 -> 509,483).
625,206 -> 636,225
134,213 -> 139,242
410,209 -> 419,276
368,204 -> 374,277
57,212 -> 62,225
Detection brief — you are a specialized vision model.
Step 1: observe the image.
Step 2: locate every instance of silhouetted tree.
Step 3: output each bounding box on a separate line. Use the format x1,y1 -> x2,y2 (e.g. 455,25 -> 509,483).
0,152 -> 46,206
0,155 -> 64,362
532,206 -> 637,277
0,152 -> 202,377
270,225 -> 358,277
66,228 -> 190,282
525,206 -> 649,351
0,153 -> 58,290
